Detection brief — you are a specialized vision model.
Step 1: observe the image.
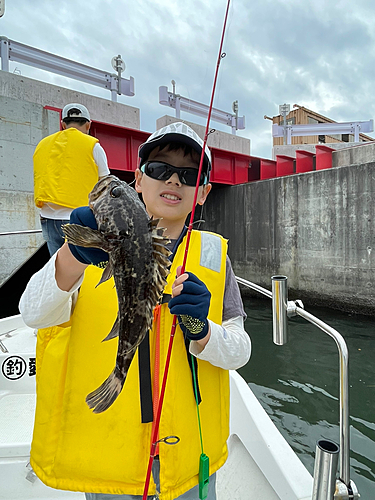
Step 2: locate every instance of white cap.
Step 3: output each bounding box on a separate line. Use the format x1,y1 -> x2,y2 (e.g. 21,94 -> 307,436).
62,103 -> 90,122
138,122 -> 212,181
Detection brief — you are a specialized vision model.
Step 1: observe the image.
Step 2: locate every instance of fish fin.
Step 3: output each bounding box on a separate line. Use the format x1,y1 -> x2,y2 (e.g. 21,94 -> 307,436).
152,231 -> 171,258
102,316 -> 119,341
86,369 -> 125,413
152,244 -> 171,278
149,216 -> 170,240
62,223 -> 106,249
149,224 -> 171,281
149,216 -> 161,229
149,218 -> 170,236
153,243 -> 171,257
96,262 -> 113,287
148,225 -> 171,306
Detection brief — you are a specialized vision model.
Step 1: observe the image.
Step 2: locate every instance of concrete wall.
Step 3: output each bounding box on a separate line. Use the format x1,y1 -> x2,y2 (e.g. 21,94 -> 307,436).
0,96 -> 59,285
332,142 -> 375,168
0,71 -> 140,286
0,71 -> 140,129
204,159 -> 375,315
156,115 -> 250,155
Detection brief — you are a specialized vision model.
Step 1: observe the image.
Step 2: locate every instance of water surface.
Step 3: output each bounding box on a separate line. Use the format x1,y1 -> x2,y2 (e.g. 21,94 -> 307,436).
239,296 -> 375,498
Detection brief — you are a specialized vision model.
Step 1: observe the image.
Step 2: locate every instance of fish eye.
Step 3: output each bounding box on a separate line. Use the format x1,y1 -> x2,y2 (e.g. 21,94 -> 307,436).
110,186 -> 123,198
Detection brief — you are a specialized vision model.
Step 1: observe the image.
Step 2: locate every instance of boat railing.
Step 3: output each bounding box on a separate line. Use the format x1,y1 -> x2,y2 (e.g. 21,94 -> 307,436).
0,230 -> 42,236
236,275 -> 360,500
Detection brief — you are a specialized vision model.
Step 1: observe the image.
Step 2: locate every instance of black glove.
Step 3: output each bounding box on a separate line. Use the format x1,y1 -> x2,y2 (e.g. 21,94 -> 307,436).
66,207 -> 109,266
168,272 -> 211,341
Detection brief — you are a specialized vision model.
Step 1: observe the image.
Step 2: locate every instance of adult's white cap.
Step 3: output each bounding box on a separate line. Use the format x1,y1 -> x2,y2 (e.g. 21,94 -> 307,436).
62,103 -> 90,122
139,122 -> 212,182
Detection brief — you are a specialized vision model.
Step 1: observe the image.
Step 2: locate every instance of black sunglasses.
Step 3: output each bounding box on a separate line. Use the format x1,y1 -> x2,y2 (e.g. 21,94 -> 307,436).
141,161 -> 206,186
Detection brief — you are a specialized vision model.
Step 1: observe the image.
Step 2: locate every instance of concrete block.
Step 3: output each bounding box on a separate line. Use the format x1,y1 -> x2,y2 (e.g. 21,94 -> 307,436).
0,95 -> 60,151
0,71 -> 140,129
0,140 -> 35,191
332,142 -> 375,168
156,115 -> 250,155
0,191 -> 43,286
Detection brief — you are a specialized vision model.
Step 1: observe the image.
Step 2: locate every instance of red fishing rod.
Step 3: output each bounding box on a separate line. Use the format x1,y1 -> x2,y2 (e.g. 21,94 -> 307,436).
142,1 -> 231,498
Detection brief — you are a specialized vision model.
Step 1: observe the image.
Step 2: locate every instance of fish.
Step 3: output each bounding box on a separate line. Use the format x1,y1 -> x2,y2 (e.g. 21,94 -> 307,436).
62,175 -> 171,413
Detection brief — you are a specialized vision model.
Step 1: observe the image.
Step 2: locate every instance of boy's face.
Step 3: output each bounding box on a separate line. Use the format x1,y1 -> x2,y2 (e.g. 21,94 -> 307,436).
135,146 -> 211,238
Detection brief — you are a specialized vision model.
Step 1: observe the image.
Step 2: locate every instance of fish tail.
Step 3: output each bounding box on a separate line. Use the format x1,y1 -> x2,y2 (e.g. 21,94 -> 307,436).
86,369 -> 125,413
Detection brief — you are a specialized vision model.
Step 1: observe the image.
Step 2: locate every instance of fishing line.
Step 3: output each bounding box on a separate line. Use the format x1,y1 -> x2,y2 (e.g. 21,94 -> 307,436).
212,2 -> 234,111
142,1 -> 231,498
190,351 -> 209,499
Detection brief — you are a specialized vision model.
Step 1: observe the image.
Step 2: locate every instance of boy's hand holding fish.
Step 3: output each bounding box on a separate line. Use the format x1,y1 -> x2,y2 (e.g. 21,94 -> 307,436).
169,265 -> 211,343
66,206 -> 109,266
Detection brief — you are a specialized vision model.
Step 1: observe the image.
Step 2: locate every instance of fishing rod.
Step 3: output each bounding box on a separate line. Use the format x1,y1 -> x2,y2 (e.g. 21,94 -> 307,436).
142,1 -> 231,498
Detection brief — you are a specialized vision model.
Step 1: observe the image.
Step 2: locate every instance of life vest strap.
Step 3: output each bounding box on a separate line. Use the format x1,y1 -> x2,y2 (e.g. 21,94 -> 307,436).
137,305 -> 202,424
138,330 -> 153,423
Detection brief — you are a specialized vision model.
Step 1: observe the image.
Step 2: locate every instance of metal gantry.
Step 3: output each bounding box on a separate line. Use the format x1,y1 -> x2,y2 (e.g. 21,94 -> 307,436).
0,37 -> 134,102
159,84 -> 245,135
272,119 -> 374,144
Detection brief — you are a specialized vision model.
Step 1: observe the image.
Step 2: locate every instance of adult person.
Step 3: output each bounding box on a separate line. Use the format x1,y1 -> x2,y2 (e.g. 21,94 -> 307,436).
20,122 -> 251,499
33,103 -> 110,255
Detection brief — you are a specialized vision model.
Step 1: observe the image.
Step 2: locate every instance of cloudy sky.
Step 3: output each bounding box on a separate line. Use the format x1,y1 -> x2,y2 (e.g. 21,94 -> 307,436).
1,0 -> 374,158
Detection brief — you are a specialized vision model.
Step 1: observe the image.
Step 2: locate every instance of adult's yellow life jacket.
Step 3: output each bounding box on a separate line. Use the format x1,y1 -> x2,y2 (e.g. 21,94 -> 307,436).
33,128 -> 99,209
30,230 -> 229,500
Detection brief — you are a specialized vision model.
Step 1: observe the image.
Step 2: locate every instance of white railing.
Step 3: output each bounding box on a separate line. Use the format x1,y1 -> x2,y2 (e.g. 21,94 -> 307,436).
0,37 -> 134,102
236,275 -> 359,499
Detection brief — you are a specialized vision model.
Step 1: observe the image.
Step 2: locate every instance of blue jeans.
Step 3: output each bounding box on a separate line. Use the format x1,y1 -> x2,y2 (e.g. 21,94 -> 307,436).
84,459 -> 216,500
40,217 -> 68,256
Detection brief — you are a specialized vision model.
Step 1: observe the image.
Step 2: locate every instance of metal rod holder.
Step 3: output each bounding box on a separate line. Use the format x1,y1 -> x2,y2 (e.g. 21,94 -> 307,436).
235,275 -> 359,497
312,439 -> 339,500
271,275 -> 288,345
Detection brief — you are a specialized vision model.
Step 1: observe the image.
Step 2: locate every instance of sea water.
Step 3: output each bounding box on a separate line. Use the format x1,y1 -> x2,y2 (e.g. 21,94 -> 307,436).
239,296 -> 375,498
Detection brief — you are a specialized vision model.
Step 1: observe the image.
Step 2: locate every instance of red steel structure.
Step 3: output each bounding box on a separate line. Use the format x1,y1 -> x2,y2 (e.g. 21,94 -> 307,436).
45,106 -> 334,185
276,155 -> 295,177
260,159 -> 276,180
295,150 -> 315,173
90,120 -> 254,186
315,145 -> 334,171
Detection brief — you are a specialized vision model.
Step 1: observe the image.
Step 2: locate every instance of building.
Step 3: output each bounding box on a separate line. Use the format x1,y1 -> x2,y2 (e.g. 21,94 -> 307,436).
271,104 -> 374,147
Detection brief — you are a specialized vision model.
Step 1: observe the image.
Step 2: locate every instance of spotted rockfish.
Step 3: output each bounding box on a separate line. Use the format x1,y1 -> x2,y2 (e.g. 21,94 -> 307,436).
62,175 -> 171,413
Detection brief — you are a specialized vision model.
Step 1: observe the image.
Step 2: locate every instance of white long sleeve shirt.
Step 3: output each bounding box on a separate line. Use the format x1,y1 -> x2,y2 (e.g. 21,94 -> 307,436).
19,253 -> 251,370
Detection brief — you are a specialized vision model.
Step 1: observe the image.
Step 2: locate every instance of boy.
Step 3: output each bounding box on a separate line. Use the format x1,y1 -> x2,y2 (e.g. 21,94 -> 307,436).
19,122 -> 251,500
34,103 -> 110,256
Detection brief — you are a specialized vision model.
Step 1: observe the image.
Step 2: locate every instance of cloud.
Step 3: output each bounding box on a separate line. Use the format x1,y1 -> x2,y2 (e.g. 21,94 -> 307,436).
2,0 -> 375,158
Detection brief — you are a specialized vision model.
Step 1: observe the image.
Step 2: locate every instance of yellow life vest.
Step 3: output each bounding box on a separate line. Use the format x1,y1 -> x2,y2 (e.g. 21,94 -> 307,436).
30,230 -> 229,499
33,128 -> 99,209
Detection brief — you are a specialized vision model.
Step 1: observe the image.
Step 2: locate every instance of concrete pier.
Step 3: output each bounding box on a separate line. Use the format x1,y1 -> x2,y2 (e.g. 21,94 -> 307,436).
204,157 -> 375,315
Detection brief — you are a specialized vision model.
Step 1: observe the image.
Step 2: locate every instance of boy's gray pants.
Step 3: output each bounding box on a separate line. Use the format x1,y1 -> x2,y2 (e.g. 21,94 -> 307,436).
84,458 -> 216,500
